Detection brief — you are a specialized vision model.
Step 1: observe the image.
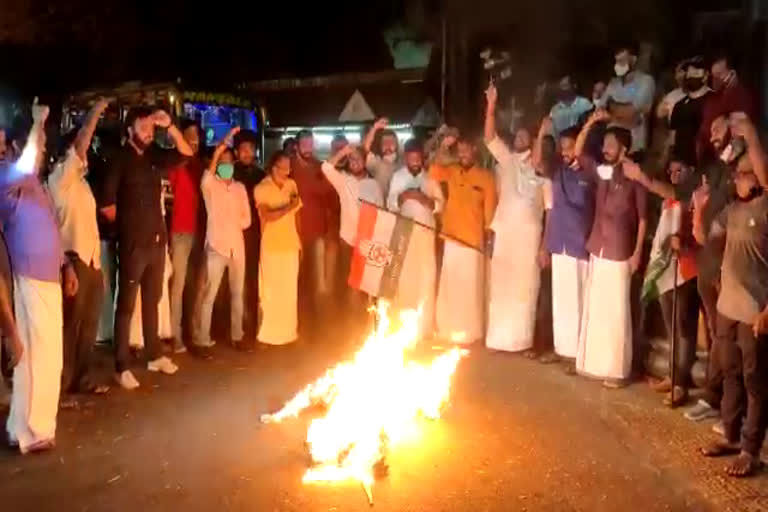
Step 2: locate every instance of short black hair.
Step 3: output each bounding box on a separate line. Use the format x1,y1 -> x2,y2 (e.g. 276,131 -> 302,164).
331,132 -> 348,145
233,129 -> 258,150
710,50 -> 737,71
403,137 -> 423,154
559,126 -> 580,141
265,149 -> 290,174
282,137 -> 296,151
124,106 -> 154,130
615,40 -> 640,57
295,129 -> 313,142
604,126 -> 632,151
179,118 -> 200,133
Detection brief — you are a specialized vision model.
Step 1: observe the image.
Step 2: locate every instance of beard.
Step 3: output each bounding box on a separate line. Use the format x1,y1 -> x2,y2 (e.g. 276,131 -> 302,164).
131,132 -> 151,152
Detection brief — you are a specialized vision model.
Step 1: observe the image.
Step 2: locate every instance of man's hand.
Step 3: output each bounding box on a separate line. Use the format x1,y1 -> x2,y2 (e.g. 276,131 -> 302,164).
538,116 -> 554,137
5,333 -> 23,370
485,82 -> 498,107
31,97 -> 49,125
537,247 -> 551,269
589,108 -> 610,124
63,263 -> 79,298
622,159 -> 644,182
629,251 -> 642,274
93,97 -> 110,113
669,234 -> 682,252
373,117 -> 388,131
753,307 -> 768,337
152,110 -> 172,128
692,175 -> 710,212
224,126 -> 241,145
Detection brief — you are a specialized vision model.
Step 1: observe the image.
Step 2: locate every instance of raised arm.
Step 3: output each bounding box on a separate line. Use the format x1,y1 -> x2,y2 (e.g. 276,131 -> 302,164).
152,110 -> 194,157
15,98 -> 49,176
484,82 -> 498,143
575,109 -> 609,158
321,144 -> 354,193
734,116 -> 768,190
207,126 -> 240,175
532,117 -> 554,173
363,118 -> 388,154
74,98 -> 109,161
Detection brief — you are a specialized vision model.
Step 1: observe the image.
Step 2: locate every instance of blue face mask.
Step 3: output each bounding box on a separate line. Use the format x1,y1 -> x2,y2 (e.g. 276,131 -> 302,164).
216,162 -> 234,180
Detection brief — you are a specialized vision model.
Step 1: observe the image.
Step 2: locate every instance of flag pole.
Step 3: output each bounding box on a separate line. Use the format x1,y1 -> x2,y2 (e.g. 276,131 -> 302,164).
667,250 -> 681,408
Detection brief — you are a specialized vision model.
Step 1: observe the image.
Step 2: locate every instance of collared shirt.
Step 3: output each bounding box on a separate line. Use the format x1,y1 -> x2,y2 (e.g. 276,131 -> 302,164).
387,166 -> 444,229
291,155 -> 338,244
253,176 -> 302,252
429,161 -> 497,250
606,71 -> 656,152
546,156 -> 597,260
168,157 -> 204,235
48,149 -> 101,268
549,96 -> 593,137
714,194 -> 768,324
101,144 -> 184,250
584,158 -> 648,261
200,172 -> 251,260
321,162 -> 383,245
366,153 -> 399,198
0,168 -> 64,282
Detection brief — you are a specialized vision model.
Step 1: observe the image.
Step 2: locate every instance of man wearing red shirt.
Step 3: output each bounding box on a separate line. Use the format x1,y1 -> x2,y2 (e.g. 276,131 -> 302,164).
291,130 -> 340,323
697,53 -> 756,162
167,120 -> 205,353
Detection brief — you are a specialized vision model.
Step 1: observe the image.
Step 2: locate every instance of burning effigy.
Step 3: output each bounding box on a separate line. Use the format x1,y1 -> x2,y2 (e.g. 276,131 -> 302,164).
260,302 -> 466,504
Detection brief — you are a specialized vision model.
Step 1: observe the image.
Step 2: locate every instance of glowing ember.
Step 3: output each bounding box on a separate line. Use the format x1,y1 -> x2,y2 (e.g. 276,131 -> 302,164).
261,301 -> 466,503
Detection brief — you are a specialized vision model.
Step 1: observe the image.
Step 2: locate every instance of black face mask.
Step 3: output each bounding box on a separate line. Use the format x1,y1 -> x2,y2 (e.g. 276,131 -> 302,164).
684,78 -> 704,92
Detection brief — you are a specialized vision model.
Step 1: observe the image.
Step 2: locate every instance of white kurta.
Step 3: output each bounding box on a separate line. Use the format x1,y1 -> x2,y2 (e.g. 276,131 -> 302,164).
576,254 -> 633,379
7,275 -> 63,453
551,253 -> 589,358
387,167 -> 444,337
485,138 -> 551,352
436,241 -> 485,344
258,251 -> 300,345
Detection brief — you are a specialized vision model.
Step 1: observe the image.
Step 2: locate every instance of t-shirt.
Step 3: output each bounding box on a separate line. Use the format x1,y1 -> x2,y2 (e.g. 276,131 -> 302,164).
714,194 -> 768,324
605,71 -> 656,152
549,96 -> 593,137
253,176 -> 302,253
168,157 -> 204,235
670,91 -> 709,167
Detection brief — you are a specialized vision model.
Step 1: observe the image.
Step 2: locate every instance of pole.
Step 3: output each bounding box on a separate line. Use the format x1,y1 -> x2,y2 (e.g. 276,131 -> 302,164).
668,251 -> 680,408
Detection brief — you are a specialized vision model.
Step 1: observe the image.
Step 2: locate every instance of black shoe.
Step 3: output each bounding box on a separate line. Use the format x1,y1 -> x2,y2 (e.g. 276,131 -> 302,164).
189,345 -> 213,360
233,339 -> 256,353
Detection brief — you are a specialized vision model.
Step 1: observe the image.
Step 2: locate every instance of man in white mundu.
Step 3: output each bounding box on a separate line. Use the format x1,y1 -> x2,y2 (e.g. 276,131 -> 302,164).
387,139 -> 444,336
484,82 -> 551,352
575,111 -> 648,388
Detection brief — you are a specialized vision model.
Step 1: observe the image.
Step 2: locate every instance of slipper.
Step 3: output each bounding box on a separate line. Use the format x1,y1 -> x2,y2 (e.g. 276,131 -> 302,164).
602,379 -> 628,389
700,440 -> 740,457
538,352 -> 560,364
726,453 -> 763,477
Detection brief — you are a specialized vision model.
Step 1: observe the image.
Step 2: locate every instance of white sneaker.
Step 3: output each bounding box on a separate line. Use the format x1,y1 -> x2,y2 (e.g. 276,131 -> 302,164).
116,370 -> 140,390
147,356 -> 179,375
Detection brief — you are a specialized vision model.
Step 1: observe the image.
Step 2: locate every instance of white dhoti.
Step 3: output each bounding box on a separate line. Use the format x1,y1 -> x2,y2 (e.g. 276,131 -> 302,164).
7,275 -> 63,453
486,227 -> 541,352
258,250 -> 299,345
551,253 -> 589,358
97,240 -> 115,342
576,254 -> 633,380
395,230 -> 436,337
436,241 -> 484,344
127,248 -> 173,348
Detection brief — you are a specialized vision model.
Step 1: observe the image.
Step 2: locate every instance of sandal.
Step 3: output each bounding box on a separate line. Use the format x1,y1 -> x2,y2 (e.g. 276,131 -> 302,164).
700,440 -> 740,457
726,452 -> 763,477
538,352 -> 561,364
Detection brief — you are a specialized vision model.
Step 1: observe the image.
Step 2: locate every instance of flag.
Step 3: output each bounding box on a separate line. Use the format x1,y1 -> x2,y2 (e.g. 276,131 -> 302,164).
641,199 -> 697,304
348,202 -> 435,301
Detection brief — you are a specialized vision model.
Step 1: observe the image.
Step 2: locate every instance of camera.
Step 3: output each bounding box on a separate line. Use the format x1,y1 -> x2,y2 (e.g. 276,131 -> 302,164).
480,48 -> 512,83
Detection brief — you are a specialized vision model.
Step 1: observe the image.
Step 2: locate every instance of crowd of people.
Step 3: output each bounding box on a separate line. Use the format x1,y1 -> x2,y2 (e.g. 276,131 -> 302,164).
0,40 -> 765,478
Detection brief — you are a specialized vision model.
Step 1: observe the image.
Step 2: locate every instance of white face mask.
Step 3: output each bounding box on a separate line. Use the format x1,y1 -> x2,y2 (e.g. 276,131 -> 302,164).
614,63 -> 630,77
597,164 -> 614,180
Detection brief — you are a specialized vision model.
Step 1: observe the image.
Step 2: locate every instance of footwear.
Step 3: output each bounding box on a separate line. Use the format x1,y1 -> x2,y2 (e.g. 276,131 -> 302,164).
712,420 -> 725,437
663,386 -> 689,406
115,370 -> 140,390
538,352 -> 561,364
233,339 -> 255,352
602,379 -> 628,389
199,339 -> 216,348
649,376 -> 672,393
684,399 -> 720,422
147,356 -> 179,375
172,339 -> 187,354
189,345 -> 213,360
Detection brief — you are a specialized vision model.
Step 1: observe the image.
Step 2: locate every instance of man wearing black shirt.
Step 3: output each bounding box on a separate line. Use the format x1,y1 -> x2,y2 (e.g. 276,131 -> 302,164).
670,58 -> 711,167
100,107 -> 193,390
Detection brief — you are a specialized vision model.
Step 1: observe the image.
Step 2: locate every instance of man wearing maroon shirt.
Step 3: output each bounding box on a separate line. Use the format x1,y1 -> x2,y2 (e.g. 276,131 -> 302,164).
697,53 -> 756,162
291,130 -> 340,324
167,120 -> 205,354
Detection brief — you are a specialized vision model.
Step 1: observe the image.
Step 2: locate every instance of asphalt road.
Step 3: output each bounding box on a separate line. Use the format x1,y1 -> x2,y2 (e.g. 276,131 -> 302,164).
1,319 -> 766,512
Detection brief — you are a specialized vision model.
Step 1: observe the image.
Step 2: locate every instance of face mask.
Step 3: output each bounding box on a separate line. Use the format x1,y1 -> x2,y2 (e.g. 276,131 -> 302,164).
684,78 -> 704,92
216,162 -> 234,180
614,63 -> 630,77
713,71 -> 735,92
597,164 -> 614,180
383,153 -> 397,164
